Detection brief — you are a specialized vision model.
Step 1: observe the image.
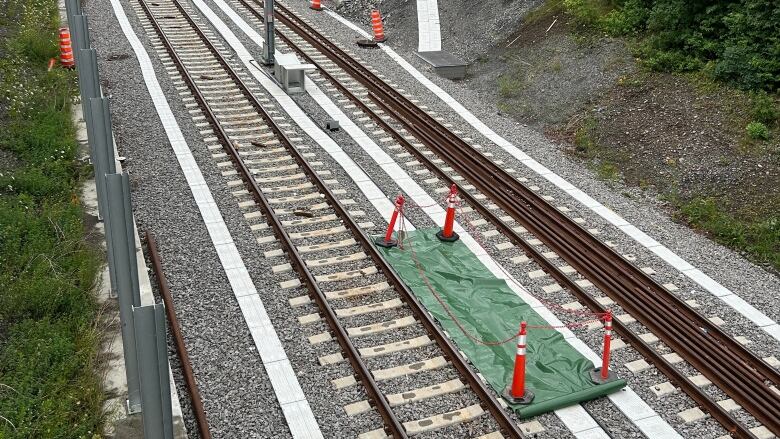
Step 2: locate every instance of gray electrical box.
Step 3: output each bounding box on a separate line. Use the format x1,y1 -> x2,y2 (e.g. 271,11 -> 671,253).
416,51 -> 468,80
273,53 -> 315,94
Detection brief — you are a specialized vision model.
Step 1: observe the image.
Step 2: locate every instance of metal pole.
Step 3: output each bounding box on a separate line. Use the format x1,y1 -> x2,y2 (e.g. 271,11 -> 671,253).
70,14 -> 91,54
133,304 -> 174,439
88,98 -> 117,289
78,49 -> 101,102
121,174 -> 141,300
105,173 -> 142,413
262,0 -> 275,65
77,48 -> 99,120
77,49 -> 100,176
70,15 -> 84,53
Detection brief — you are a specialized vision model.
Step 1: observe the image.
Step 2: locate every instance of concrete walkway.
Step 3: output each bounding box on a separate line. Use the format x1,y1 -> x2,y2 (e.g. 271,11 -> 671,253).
416,0 -> 441,52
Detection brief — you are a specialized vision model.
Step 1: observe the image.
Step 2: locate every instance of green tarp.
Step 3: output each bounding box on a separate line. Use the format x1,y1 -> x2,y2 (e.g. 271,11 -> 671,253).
376,229 -> 626,418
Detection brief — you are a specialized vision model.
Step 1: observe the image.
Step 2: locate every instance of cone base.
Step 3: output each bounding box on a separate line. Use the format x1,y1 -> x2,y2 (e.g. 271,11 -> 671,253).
373,37 -> 388,43
375,238 -> 398,248
357,39 -> 379,48
502,387 -> 534,405
310,5 -> 322,10
436,230 -> 459,242
590,367 -> 618,384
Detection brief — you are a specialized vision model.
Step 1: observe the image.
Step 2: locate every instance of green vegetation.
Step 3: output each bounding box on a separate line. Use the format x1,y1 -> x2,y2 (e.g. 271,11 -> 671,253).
0,0 -> 104,437
572,116 -> 622,181
536,0 -> 780,269
560,0 -> 780,93
746,121 -> 770,140
678,197 -> 780,270
497,74 -> 526,98
597,162 -> 620,180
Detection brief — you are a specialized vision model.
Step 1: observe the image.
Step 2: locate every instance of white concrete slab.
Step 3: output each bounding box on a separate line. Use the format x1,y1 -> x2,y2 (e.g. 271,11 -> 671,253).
416,0 -> 442,52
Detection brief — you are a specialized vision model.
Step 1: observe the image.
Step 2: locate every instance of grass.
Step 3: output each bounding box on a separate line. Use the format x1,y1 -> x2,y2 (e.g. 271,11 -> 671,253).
677,198 -> 780,270
571,116 -> 622,182
0,0 -> 105,437
573,116 -> 599,157
497,74 -> 527,98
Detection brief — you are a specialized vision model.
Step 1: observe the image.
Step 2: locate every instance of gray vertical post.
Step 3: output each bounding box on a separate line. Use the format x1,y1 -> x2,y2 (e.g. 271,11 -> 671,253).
70,15 -> 84,53
133,304 -> 174,439
90,97 -> 118,288
78,49 -> 100,108
89,97 -> 116,224
105,173 -> 142,413
78,15 -> 91,51
64,0 -> 80,29
71,14 -> 91,53
77,49 -> 100,175
262,0 -> 275,65
121,174 -> 141,302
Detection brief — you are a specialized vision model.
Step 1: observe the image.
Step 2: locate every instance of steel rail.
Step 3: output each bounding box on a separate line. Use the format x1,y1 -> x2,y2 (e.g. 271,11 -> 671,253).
145,231 -> 212,439
136,1 -> 525,437
264,2 -> 780,436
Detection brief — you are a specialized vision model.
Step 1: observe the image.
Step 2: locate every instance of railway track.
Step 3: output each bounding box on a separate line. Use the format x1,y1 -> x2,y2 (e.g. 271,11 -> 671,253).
230,2 -> 780,437
146,231 -> 212,439
132,0 -> 527,437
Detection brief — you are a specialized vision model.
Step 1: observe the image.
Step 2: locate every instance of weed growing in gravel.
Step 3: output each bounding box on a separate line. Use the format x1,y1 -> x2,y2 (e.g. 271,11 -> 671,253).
746,121 -> 770,141
0,0 -> 105,437
497,74 -> 527,98
597,161 -> 620,180
573,116 -> 599,157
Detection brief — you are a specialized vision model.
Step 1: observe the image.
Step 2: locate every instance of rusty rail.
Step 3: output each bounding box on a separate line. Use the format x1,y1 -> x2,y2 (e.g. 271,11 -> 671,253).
145,231 -> 212,439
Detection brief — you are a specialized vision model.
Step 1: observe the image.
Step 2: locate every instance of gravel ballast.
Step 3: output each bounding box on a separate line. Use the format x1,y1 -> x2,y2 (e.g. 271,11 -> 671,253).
88,0 -> 779,436
221,1 -> 778,437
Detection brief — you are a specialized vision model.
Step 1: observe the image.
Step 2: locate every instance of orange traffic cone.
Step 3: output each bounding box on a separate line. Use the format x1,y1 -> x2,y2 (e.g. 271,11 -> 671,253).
436,184 -> 459,242
59,28 -> 75,69
371,10 -> 386,43
503,321 -> 534,404
310,0 -> 322,10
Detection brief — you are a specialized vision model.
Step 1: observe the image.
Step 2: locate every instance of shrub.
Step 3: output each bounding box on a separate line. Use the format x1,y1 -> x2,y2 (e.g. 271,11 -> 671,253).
750,91 -> 779,125
559,0 -> 780,92
746,121 -> 770,140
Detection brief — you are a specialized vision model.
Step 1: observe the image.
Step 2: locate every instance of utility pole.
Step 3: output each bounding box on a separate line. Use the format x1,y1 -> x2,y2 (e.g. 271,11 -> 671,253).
262,0 -> 275,65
